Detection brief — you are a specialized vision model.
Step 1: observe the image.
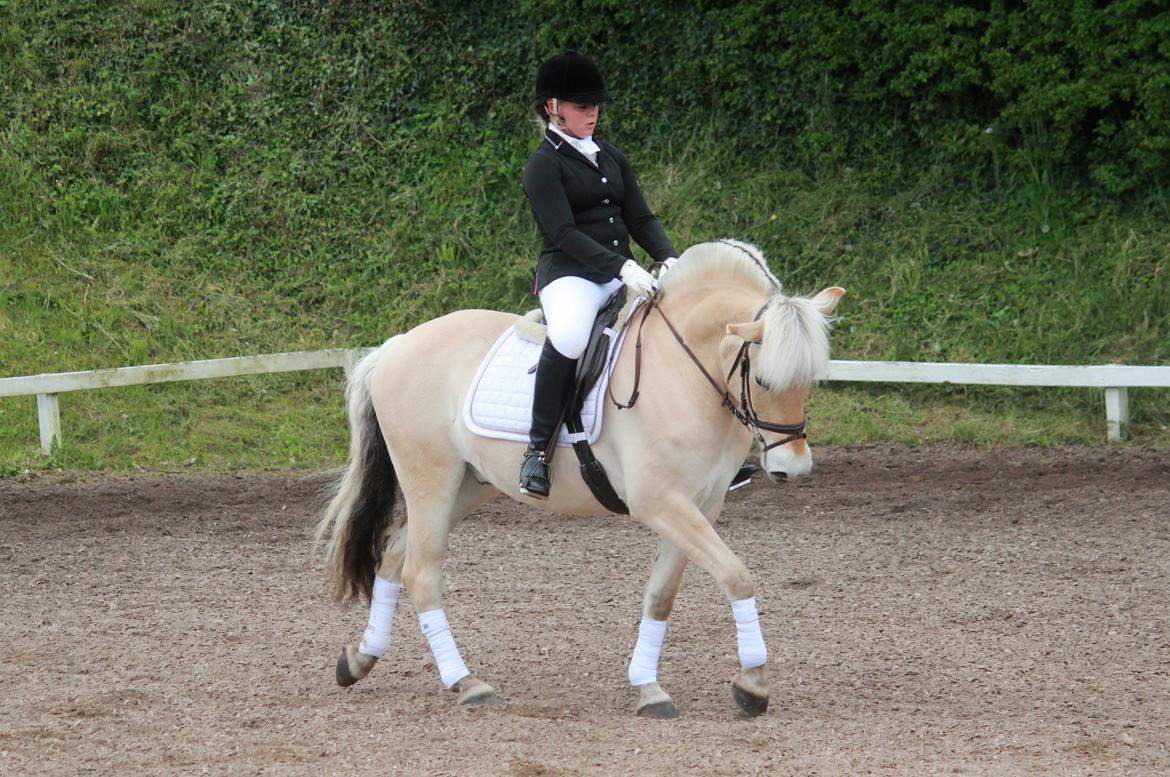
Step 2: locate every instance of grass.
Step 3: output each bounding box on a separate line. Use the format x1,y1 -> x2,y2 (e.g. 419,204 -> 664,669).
4,147 -> 1168,475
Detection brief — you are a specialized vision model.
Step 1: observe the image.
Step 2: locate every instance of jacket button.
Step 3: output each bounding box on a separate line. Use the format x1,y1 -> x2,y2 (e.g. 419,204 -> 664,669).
601,177 -> 608,183
612,240 -> 619,246
609,217 -> 614,223
603,198 -> 610,204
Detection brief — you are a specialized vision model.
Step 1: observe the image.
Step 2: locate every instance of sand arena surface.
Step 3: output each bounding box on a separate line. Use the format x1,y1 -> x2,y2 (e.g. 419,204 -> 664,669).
1,444 -> 1168,776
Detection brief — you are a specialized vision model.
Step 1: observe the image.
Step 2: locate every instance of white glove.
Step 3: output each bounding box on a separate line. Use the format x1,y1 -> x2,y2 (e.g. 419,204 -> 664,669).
620,259 -> 658,298
657,257 -> 678,279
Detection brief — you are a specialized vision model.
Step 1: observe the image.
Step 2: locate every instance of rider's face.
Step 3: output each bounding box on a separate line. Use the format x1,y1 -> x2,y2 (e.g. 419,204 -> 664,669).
548,100 -> 599,139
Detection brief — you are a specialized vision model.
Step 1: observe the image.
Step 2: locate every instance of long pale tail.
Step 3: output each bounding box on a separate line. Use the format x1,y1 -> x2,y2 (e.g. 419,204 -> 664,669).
316,341 -> 399,604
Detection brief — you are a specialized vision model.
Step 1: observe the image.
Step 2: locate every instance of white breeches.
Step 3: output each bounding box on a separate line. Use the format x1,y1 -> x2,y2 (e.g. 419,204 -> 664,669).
539,275 -> 624,359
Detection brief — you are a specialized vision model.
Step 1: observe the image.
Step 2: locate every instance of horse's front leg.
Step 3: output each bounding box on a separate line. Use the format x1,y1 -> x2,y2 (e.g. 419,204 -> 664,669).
633,495 -> 770,717
629,538 -> 688,718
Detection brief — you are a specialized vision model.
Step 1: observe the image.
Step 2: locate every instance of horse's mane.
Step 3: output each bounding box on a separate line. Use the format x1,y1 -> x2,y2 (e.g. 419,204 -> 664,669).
659,239 -> 781,295
665,240 -> 830,390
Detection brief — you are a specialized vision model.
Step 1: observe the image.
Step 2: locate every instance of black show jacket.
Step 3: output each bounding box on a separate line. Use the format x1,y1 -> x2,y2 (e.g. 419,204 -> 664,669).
523,128 -> 676,291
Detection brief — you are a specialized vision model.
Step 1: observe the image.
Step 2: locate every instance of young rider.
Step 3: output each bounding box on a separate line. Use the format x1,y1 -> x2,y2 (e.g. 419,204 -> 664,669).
520,50 -> 677,498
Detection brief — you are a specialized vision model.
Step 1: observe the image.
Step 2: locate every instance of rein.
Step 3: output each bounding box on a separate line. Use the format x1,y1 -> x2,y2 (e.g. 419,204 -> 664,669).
608,294 -> 807,453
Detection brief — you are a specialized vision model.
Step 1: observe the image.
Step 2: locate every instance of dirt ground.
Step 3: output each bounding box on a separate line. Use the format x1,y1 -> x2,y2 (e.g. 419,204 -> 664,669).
1,445 -> 1168,776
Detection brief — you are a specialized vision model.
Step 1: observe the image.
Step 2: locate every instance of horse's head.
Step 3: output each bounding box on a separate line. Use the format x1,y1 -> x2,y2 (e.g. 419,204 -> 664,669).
724,286 -> 845,481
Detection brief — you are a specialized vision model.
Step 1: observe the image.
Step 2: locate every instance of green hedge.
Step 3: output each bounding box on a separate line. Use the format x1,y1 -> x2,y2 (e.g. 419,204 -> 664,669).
5,2 -> 1166,234
526,0 -> 1170,193
1,0 -> 1166,357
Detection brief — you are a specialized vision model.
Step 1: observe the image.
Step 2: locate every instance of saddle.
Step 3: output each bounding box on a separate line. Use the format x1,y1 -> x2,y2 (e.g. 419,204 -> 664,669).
464,288 -> 638,512
525,287 -> 633,515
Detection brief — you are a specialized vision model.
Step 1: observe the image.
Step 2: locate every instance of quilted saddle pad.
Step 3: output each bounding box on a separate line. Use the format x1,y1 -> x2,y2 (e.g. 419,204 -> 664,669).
462,305 -> 638,447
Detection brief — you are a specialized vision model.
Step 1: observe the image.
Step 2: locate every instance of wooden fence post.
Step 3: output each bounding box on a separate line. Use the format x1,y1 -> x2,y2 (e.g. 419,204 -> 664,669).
37,393 -> 61,455
1104,387 -> 1129,442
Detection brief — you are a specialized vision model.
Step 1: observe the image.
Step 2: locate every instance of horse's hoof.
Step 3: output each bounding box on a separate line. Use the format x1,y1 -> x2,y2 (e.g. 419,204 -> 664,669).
454,676 -> 498,706
636,700 -> 679,719
731,682 -> 769,717
335,645 -> 377,688
634,682 -> 678,719
731,666 -> 769,717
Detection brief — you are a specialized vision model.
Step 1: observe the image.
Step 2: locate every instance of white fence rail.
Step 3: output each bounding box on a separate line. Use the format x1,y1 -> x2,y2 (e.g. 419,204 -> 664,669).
2,351 -> 1167,455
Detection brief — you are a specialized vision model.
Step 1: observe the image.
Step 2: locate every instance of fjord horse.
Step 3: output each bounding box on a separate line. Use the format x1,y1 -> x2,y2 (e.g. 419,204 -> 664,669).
317,240 -> 844,717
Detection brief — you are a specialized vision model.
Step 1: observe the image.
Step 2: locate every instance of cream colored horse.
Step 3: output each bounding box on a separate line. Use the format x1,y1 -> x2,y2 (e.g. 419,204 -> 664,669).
317,240 -> 844,718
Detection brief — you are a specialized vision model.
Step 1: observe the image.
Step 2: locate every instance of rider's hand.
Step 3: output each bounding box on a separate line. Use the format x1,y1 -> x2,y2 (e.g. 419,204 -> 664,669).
620,259 -> 658,298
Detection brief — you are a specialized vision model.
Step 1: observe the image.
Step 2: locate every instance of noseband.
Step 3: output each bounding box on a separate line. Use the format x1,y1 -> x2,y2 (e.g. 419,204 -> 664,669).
609,296 -> 807,453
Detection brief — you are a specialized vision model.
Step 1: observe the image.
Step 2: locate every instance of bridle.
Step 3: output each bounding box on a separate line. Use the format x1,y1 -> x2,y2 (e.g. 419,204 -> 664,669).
609,294 -> 808,453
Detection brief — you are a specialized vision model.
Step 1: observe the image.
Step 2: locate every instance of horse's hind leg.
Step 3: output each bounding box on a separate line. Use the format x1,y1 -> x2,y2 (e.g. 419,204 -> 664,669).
335,516 -> 408,687
400,465 -> 498,706
336,469 -> 493,693
629,539 -> 688,718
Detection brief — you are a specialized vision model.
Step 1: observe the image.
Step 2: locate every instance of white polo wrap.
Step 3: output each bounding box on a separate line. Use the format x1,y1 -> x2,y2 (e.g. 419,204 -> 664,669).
358,576 -> 400,658
627,616 -> 668,687
731,597 -> 768,669
418,609 -> 470,688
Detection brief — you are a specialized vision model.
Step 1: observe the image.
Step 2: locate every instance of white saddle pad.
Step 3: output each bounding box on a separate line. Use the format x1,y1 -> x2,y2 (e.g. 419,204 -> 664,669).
463,303 -> 639,447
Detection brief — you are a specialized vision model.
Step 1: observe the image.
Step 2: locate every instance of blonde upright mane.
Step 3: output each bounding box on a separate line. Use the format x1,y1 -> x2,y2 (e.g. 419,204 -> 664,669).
660,239 -> 781,295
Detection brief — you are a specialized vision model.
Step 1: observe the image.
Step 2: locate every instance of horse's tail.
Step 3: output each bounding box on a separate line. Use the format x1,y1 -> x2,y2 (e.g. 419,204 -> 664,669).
315,340 -> 399,605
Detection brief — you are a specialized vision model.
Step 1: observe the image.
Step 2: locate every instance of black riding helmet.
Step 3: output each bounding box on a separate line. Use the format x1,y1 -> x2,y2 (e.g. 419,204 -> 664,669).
535,50 -> 613,104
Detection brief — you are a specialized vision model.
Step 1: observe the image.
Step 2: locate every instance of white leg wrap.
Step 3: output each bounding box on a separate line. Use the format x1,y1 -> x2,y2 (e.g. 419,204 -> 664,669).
418,609 -> 470,688
627,617 -> 668,687
358,576 -> 400,658
731,597 -> 768,669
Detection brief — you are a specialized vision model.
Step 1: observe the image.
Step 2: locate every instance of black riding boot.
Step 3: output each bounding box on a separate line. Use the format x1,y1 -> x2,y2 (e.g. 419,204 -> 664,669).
519,340 -> 578,499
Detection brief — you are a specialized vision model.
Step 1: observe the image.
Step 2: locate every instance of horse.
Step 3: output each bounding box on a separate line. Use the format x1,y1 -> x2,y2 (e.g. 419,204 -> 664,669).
316,239 -> 844,718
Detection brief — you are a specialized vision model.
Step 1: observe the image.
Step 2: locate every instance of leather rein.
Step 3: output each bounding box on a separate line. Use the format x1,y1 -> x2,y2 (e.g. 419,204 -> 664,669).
608,295 -> 808,453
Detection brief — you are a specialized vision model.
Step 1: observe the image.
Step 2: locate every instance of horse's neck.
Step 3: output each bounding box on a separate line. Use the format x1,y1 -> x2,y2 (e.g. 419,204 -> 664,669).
660,284 -> 763,379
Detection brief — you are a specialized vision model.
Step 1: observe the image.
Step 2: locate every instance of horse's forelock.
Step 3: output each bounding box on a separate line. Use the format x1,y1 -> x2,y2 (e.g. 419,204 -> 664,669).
755,294 -> 831,391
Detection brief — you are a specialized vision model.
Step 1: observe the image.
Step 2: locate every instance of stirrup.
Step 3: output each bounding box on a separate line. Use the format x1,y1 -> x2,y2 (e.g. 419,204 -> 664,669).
728,463 -> 759,492
519,448 -> 551,499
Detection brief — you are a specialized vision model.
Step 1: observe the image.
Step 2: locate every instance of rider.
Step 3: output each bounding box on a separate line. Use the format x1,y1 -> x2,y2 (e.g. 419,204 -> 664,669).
519,50 -> 677,499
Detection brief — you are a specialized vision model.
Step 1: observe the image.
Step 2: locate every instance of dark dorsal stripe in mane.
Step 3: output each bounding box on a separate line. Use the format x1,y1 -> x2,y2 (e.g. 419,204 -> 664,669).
660,239 -> 781,296
714,239 -> 780,291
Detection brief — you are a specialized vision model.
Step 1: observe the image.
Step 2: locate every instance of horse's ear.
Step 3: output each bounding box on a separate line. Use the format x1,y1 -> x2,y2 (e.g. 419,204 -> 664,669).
726,320 -> 765,343
811,287 -> 846,315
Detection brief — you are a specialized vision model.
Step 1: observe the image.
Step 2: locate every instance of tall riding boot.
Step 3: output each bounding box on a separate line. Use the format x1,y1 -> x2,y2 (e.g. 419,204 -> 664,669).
519,340 -> 578,499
